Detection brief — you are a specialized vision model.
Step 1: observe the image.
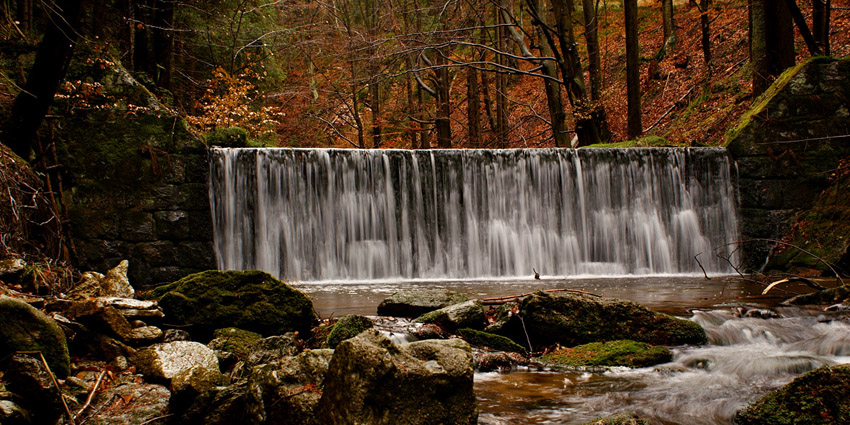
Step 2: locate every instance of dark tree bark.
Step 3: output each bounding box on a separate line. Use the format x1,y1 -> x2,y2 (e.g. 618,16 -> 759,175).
624,0 -> 642,138
786,0 -> 821,55
152,0 -> 174,88
582,0 -> 602,101
659,0 -> 676,58
467,67 -> 482,148
750,0 -> 795,96
370,79 -> 382,148
133,0 -> 152,75
699,0 -> 711,67
435,50 -> 452,148
494,0 -> 509,148
812,0 -> 830,55
3,0 -> 85,160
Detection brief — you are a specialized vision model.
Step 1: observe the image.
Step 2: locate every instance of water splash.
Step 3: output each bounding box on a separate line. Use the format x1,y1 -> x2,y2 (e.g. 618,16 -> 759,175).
210,148 -> 739,281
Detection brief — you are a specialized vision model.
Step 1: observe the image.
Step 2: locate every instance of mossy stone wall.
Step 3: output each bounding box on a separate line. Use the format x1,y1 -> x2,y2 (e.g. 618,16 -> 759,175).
725,57 -> 850,272
59,109 -> 213,286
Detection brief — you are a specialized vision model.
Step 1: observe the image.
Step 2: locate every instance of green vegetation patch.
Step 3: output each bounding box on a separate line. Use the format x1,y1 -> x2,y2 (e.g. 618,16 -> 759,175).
456,328 -> 527,355
537,340 -> 672,368
325,315 -> 373,349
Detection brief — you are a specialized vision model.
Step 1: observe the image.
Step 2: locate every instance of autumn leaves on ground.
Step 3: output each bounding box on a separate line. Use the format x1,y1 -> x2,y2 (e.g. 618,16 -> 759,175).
185,0 -> 850,150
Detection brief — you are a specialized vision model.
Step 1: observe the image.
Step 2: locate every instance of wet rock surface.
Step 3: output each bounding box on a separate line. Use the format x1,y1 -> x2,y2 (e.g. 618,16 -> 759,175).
415,299 -> 485,331
377,288 -> 469,317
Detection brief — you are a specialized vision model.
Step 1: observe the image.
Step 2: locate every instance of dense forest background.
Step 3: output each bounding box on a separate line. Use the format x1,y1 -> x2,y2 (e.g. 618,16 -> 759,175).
1,0 -> 848,155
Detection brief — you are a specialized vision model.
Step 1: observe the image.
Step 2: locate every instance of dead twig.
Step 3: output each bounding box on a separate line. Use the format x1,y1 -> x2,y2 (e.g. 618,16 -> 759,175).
17,351 -> 75,424
762,277 -> 826,295
74,370 -> 107,419
694,253 -> 710,280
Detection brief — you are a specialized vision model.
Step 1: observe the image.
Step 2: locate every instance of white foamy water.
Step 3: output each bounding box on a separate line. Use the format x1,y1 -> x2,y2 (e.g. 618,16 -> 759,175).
209,147 -> 739,281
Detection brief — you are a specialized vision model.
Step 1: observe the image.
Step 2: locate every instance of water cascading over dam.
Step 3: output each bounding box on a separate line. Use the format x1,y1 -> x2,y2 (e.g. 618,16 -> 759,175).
210,148 -> 740,281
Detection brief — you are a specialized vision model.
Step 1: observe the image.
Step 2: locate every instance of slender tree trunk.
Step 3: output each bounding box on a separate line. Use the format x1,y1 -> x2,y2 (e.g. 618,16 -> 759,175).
370,79 -> 382,148
494,1 -> 509,148
812,0 -> 830,56
659,0 -> 676,58
751,0 -> 794,96
3,0 -> 85,160
467,67 -> 482,148
435,51 -> 451,148
152,0 -> 174,88
539,30 -> 567,147
700,0 -> 711,68
480,65 -> 497,142
582,0 -> 602,101
624,0 -> 642,139
133,0 -> 152,75
786,0 -> 821,55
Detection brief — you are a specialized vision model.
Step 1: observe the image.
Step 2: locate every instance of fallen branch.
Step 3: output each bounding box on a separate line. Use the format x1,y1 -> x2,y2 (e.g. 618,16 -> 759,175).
694,253 -> 710,280
17,351 -> 75,424
480,288 -> 601,305
74,370 -> 107,419
762,277 -> 827,295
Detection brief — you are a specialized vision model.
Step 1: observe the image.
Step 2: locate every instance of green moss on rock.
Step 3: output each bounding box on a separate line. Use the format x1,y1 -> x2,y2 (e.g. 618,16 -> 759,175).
734,364 -> 850,425
152,270 -> 317,339
206,127 -> 249,147
324,315 -> 373,349
456,328 -> 527,355
491,292 -> 706,350
783,285 -> 850,306
0,296 -> 70,377
209,327 -> 263,360
537,340 -> 672,368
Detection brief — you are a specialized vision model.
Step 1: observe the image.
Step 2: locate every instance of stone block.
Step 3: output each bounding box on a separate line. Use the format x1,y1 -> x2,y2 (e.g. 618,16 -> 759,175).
174,242 -> 215,268
120,212 -> 156,241
154,210 -> 191,240
132,241 -> 176,267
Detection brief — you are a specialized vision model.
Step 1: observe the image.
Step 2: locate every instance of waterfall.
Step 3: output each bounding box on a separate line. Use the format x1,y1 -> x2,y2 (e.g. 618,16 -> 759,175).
209,148 -> 739,281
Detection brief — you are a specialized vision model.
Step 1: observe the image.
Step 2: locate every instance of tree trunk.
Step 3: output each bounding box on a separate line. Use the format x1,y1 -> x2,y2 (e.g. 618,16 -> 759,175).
370,79 -> 382,148
786,0 -> 821,55
700,0 -> 711,68
624,0 -> 642,139
152,0 -> 174,88
3,0 -> 85,160
467,67 -> 482,148
812,0 -> 830,56
435,51 -> 451,148
659,0 -> 676,58
751,0 -> 794,96
582,0 -> 603,101
494,1 -> 509,148
133,0 -> 152,75
538,29 -> 568,148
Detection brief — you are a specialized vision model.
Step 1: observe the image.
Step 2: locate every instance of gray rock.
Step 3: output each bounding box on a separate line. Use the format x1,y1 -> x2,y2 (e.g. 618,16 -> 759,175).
325,315 -> 373,349
171,366 -> 229,409
132,341 -> 219,384
163,329 -> 191,342
125,326 -> 164,343
0,258 -> 25,278
0,399 -> 30,425
69,260 -> 134,299
248,349 -> 334,425
377,289 -> 469,317
316,329 -> 477,425
0,296 -> 70,377
100,297 -> 164,320
3,354 -> 63,424
581,412 -> 651,425
414,299 -> 485,331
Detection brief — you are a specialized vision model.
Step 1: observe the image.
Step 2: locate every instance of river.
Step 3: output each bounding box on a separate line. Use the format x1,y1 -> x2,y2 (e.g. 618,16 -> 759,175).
293,275 -> 848,425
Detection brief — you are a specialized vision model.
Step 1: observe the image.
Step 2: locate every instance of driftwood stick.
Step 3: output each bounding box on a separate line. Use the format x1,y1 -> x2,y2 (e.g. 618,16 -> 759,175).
75,370 -> 107,419
481,288 -> 601,305
694,253 -> 710,280
762,277 -> 827,295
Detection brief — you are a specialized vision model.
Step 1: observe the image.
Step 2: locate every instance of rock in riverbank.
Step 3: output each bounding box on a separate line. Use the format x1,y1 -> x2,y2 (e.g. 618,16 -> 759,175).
536,340 -> 672,368
377,289 -> 469,317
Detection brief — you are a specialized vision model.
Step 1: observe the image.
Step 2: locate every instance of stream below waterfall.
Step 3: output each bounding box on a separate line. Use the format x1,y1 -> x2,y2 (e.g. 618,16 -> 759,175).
293,276 -> 849,425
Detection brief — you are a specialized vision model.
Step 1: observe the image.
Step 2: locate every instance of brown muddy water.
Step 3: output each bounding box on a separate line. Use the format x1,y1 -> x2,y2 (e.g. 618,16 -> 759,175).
292,276 -> 849,425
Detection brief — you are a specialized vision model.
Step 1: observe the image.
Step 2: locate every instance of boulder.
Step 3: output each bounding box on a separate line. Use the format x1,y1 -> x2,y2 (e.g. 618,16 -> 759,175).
0,258 -> 25,279
316,329 -> 477,425
536,340 -> 672,368
783,285 -> 850,306
414,300 -> 485,331
132,341 -> 220,384
99,297 -> 164,320
377,289 -> 469,317
151,270 -> 316,338
456,328 -> 527,355
582,412 -> 652,425
181,383 -> 262,425
473,351 -> 527,372
734,364 -> 850,425
488,292 -> 707,349
325,315 -> 373,349
0,296 -> 70,377
61,299 -> 162,345
248,349 -> 334,425
171,366 -> 229,410
69,260 -> 134,299
82,382 -> 171,425
0,399 -> 30,425
2,354 -> 64,424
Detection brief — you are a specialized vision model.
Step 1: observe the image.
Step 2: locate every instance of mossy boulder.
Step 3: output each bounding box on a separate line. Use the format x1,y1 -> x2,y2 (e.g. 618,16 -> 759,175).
537,340 -> 672,368
489,292 -> 706,350
414,300 -> 485,331
0,296 -> 70,377
456,328 -> 527,355
325,315 -> 373,349
316,329 -> 477,425
151,270 -> 316,339
207,327 -> 263,361
734,364 -> 850,425
377,289 -> 469,317
582,412 -> 651,425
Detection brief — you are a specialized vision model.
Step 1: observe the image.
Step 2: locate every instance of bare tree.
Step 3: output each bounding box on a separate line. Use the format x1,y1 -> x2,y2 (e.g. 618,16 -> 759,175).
624,0 -> 642,138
